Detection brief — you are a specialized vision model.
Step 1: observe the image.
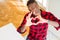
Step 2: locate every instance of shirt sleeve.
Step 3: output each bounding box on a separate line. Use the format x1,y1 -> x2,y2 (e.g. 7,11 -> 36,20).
17,13 -> 29,33
41,11 -> 60,30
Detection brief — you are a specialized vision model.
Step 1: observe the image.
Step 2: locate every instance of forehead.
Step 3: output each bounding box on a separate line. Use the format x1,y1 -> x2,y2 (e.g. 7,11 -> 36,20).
28,3 -> 37,7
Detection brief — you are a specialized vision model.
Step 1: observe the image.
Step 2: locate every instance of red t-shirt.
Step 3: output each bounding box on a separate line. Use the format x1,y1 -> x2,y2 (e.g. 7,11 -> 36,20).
17,10 -> 60,40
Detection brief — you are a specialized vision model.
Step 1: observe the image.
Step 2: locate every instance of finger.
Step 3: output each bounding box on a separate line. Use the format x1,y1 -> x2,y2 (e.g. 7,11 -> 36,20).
26,12 -> 32,19
33,11 -> 35,14
28,12 -> 32,18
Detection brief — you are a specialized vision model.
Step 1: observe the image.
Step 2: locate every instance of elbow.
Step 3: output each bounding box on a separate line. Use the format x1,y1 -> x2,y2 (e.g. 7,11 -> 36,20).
55,26 -> 60,30
55,24 -> 60,30
17,27 -> 21,33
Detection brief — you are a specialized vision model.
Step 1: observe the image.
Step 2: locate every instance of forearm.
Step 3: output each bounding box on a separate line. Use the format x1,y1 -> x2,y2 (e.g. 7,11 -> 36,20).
17,24 -> 27,34
20,25 -> 27,33
17,18 -> 27,33
48,20 -> 59,27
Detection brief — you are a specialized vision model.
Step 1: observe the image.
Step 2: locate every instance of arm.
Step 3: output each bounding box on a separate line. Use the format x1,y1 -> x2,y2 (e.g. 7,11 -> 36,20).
41,11 -> 60,30
47,12 -> 60,30
17,13 -> 29,33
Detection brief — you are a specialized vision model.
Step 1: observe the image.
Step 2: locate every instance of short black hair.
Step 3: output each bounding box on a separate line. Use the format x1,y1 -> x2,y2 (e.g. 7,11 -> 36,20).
27,0 -> 36,6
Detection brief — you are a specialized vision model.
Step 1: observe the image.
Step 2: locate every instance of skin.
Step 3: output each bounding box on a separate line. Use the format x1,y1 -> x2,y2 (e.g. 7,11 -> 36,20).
21,2 -> 59,32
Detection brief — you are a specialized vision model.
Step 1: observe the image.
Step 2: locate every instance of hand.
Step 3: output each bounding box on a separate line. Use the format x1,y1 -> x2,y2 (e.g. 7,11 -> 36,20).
25,12 -> 32,26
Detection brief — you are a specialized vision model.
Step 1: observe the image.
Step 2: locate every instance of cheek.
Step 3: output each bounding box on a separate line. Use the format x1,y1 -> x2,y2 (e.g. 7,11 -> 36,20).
29,8 -> 33,11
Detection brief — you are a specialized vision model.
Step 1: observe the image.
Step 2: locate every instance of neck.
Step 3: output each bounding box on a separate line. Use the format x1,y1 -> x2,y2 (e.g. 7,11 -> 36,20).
36,9 -> 42,18
37,9 -> 41,16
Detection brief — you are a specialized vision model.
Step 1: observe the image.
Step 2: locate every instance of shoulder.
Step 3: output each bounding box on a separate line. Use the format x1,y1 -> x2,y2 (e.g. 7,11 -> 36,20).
41,11 -> 52,16
41,11 -> 53,19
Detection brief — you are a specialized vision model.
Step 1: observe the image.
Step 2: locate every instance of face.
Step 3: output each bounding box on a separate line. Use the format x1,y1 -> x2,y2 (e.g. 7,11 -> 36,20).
28,3 -> 40,16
